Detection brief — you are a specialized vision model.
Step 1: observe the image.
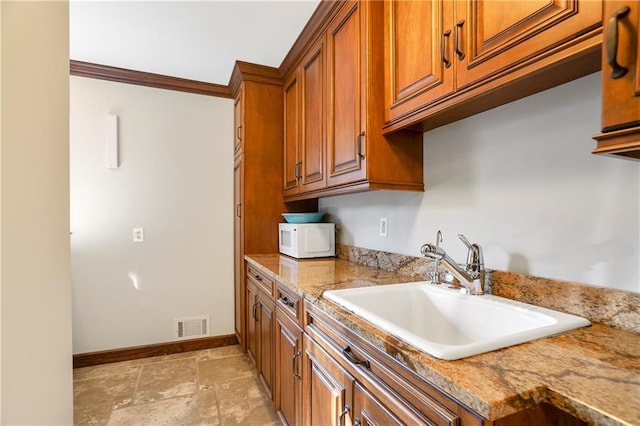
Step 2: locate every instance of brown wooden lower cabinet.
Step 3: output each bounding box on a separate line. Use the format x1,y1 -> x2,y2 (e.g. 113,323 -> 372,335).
258,290 -> 275,400
302,335 -> 355,426
246,279 -> 258,366
246,270 -> 274,400
245,264 -> 585,426
274,307 -> 303,426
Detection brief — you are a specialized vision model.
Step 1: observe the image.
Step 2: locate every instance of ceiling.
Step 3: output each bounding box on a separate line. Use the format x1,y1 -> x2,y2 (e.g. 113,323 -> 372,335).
70,1 -> 321,85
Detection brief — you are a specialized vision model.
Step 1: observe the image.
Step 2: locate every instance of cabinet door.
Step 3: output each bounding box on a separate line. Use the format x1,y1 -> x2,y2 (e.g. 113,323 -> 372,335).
233,155 -> 243,348
258,291 -> 275,400
384,0 -> 455,124
327,1 -> 366,187
454,0 -> 602,89
284,73 -> 301,196
246,280 -> 259,366
303,335 -> 354,426
601,0 -> 640,132
234,88 -> 243,153
300,37 -> 327,193
275,308 -> 303,426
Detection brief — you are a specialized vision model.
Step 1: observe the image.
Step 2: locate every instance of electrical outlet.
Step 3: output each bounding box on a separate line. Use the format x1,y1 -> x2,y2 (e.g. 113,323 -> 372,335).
133,227 -> 144,242
379,217 -> 388,237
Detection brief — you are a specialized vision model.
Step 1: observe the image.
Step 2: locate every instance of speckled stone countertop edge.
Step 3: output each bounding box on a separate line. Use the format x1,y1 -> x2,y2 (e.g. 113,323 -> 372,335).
244,254 -> 640,425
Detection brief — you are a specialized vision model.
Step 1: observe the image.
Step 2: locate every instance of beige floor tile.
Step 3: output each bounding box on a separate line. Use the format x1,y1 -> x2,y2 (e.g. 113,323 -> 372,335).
198,354 -> 254,390
74,361 -> 142,382
214,376 -> 278,425
139,348 -> 213,365
108,390 -> 220,426
74,346 -> 278,425
74,372 -> 139,425
207,345 -> 244,360
134,358 -> 198,404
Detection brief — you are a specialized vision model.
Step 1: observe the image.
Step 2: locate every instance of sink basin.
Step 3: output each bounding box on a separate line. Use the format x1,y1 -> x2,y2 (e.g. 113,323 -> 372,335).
323,281 -> 590,360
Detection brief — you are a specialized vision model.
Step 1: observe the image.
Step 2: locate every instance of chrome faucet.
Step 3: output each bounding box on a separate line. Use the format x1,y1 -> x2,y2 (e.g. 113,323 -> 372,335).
420,233 -> 485,295
429,230 -> 443,284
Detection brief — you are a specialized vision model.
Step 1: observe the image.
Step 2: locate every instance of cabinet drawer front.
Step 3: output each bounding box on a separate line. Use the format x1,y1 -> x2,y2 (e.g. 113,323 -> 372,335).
276,282 -> 302,325
247,264 -> 274,297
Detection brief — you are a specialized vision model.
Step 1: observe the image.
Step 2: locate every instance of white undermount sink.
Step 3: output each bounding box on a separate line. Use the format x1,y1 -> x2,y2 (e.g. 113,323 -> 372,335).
323,281 -> 590,360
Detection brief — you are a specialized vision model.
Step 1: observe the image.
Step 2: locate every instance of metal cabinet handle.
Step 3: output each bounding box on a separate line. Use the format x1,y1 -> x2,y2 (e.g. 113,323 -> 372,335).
279,296 -> 295,308
292,350 -> 301,379
294,162 -> 302,180
236,125 -> 242,140
236,203 -> 241,218
454,19 -> 465,60
605,6 -> 631,79
354,418 -> 361,426
252,302 -> 258,320
342,346 -> 370,369
356,131 -> 365,160
254,274 -> 263,282
339,405 -> 350,420
441,30 -> 452,69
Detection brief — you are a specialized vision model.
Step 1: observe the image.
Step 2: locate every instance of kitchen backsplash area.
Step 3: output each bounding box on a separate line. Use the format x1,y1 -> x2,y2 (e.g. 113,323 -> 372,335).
337,244 -> 640,334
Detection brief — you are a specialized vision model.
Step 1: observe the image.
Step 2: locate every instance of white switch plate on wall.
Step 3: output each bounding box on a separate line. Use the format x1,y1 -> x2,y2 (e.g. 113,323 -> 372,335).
379,218 -> 388,237
133,227 -> 144,242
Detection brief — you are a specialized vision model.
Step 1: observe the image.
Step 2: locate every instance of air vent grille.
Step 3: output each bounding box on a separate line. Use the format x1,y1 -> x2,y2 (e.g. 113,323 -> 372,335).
175,315 -> 209,340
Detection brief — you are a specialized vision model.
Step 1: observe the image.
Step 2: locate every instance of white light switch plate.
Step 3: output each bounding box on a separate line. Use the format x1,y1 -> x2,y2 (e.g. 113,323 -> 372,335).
379,218 -> 388,237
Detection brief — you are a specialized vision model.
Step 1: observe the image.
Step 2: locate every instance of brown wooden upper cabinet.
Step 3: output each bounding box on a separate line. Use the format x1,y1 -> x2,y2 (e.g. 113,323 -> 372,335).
284,37 -> 328,198
593,0 -> 640,160
384,0 -> 603,133
282,0 -> 423,202
326,1 -> 366,188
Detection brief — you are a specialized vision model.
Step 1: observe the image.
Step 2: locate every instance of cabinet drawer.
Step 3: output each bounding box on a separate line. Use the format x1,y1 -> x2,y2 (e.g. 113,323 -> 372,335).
305,301 -> 484,426
275,282 -> 302,325
247,264 -> 274,297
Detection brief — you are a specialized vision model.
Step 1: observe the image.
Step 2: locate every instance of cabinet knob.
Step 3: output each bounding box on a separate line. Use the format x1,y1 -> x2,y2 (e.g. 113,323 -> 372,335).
605,6 -> 631,79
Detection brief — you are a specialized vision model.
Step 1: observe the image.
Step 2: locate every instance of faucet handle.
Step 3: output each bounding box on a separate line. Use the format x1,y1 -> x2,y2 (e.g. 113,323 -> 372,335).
458,234 -> 473,249
458,234 -> 484,272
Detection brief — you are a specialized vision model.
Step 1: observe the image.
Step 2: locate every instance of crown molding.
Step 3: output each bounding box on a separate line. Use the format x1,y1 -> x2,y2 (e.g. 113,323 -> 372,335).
70,60 -> 232,98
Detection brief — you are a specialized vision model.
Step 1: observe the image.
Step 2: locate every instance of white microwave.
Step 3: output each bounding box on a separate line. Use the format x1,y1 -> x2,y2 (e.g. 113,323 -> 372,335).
279,223 -> 336,259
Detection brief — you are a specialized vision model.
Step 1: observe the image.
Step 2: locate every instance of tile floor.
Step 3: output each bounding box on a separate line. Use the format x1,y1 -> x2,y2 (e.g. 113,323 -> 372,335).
73,345 -> 279,425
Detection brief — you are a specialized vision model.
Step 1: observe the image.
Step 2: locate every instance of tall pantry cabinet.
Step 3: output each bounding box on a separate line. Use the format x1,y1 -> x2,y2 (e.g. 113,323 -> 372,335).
230,61 -> 317,350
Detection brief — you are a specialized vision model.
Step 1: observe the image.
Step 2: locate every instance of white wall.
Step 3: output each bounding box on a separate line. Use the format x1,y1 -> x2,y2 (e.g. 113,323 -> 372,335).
1,2 -> 73,424
70,76 -> 234,354
321,73 -> 640,293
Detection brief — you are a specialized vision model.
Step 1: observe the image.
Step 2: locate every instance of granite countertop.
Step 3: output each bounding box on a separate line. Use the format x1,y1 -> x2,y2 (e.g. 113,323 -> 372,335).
246,253 -> 640,425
